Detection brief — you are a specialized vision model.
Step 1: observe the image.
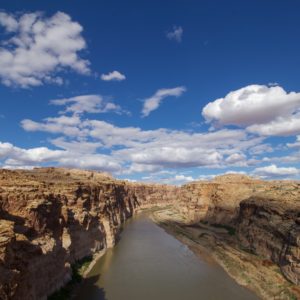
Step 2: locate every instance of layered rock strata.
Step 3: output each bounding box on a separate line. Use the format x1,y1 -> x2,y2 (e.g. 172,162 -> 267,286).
177,174 -> 264,224
237,190 -> 300,285
0,168 -> 177,300
175,175 -> 300,286
0,169 -> 299,300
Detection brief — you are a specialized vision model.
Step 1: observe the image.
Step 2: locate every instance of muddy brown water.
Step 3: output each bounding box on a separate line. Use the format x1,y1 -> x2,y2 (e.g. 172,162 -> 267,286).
75,213 -> 259,300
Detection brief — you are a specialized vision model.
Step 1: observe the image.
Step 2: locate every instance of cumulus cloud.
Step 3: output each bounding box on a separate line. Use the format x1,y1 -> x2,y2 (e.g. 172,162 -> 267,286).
12,92 -> 300,180
225,153 -> 247,165
16,90 -> 282,177
126,163 -> 162,174
248,144 -> 273,155
166,26 -> 183,43
253,164 -> 299,178
0,141 -> 65,166
0,12 -> 18,31
142,86 -> 186,117
56,155 -> 121,172
21,107 -> 263,173
117,147 -> 222,169
50,137 -> 102,154
101,71 -> 126,81
247,113 -> 300,136
202,85 -> 300,136
139,171 -> 194,185
173,174 -> 194,182
50,94 -> 124,114
21,115 -> 85,137
0,11 -> 90,87
0,141 -> 121,172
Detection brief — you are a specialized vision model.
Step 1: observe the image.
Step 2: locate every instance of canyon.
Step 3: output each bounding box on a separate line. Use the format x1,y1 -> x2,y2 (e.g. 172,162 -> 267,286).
0,168 -> 299,299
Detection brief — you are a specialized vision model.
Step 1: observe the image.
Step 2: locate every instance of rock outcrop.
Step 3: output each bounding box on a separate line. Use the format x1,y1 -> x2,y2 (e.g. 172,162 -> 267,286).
237,187 -> 300,285
0,169 -> 299,299
176,175 -> 300,285
177,174 -> 263,224
0,168 -> 177,300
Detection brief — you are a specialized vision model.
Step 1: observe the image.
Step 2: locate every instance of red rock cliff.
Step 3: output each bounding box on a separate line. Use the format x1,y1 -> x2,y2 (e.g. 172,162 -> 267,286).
0,169 -> 299,299
0,168 -> 177,300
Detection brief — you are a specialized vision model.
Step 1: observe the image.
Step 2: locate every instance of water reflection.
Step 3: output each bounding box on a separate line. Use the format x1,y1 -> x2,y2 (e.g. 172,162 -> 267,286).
75,213 -> 259,300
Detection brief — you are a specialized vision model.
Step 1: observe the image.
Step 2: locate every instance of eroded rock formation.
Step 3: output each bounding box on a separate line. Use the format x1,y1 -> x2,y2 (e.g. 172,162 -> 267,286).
0,169 -> 299,299
0,168 -> 177,300
177,174 -> 264,224
237,190 -> 300,285
177,175 -> 300,286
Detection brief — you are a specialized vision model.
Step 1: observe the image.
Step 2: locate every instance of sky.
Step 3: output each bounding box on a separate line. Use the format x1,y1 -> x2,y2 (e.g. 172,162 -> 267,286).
1,0 -> 300,184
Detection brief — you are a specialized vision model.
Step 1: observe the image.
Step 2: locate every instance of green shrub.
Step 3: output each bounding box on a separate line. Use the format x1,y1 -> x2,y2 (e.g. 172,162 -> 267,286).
48,256 -> 93,300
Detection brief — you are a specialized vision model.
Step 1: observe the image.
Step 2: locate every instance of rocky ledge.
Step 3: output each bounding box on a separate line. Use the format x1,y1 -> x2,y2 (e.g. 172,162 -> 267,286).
0,169 -> 299,300
153,175 -> 300,299
0,168 -> 177,300
237,191 -> 300,285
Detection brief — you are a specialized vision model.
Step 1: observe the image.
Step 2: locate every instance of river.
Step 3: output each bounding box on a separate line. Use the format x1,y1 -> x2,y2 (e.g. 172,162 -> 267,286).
75,213 -> 259,300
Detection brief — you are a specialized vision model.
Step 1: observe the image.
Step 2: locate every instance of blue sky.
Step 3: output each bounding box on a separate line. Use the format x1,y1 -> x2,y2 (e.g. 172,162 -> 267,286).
1,0 -> 300,184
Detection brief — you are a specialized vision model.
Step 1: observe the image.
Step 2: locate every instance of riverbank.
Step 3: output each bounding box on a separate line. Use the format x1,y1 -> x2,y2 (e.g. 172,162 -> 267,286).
49,205 -> 300,300
151,208 -> 300,300
48,248 -> 109,299
48,255 -> 94,300
48,209 -> 161,300
73,211 -> 259,300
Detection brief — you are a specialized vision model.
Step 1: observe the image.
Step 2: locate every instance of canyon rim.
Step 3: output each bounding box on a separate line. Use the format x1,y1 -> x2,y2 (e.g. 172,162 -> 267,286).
0,168 -> 299,299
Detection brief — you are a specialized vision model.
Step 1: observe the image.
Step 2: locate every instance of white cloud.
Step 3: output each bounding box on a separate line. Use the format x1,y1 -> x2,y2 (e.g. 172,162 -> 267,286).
126,163 -> 162,174
118,147 -> 222,169
0,141 -> 121,173
21,115 -> 85,137
0,142 -> 65,165
174,174 -> 194,182
247,113 -> 300,136
142,86 -> 186,117
21,108 -> 263,172
253,164 -> 299,178
3,165 -> 35,170
50,94 -> 124,114
248,144 -> 273,155
0,11 -> 90,87
224,170 -> 246,175
156,174 -> 194,185
166,26 -> 183,43
57,155 -> 121,172
287,136 -> 300,149
138,172 -> 194,185
112,128 -> 260,172
101,70 -> 126,81
0,12 -> 18,32
18,95 -> 273,176
202,85 -> 300,136
225,153 -> 247,165
50,137 -> 102,153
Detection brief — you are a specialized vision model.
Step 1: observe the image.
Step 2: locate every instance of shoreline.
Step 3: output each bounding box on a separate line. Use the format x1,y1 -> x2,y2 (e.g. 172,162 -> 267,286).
151,208 -> 300,300
51,207 -> 164,299
82,248 -> 107,278
51,206 -> 300,300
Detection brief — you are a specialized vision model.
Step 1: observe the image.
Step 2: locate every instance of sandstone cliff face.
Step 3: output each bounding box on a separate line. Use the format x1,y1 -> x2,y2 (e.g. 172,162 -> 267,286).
177,175 -> 300,285
236,187 -> 300,285
178,174 -> 264,224
0,168 -> 177,300
0,169 -> 299,299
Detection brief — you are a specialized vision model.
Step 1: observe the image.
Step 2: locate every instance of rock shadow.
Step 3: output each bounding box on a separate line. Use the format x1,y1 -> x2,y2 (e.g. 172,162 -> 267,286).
73,275 -> 107,300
